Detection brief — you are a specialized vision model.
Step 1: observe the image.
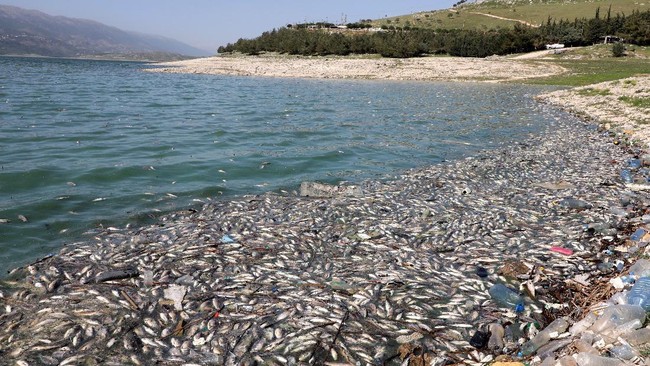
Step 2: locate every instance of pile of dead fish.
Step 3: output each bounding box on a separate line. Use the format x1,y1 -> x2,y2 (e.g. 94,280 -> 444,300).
1,114 -> 649,365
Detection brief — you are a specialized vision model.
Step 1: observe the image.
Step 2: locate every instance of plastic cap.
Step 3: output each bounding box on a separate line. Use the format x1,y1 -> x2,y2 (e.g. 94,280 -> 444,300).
515,303 -> 525,313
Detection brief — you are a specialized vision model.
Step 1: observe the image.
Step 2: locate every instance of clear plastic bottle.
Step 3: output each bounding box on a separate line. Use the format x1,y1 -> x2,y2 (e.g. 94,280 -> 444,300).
629,259 -> 650,278
488,284 -> 524,313
589,305 -> 646,332
519,318 -> 568,356
622,328 -> 650,346
628,277 -> 650,311
621,169 -> 634,183
569,311 -> 597,335
574,352 -> 626,366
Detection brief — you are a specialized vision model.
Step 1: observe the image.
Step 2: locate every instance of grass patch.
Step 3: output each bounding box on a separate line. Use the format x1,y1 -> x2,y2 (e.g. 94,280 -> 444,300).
374,0 -> 647,30
619,96 -> 650,108
577,88 -> 611,96
624,79 -> 638,86
525,58 -> 650,86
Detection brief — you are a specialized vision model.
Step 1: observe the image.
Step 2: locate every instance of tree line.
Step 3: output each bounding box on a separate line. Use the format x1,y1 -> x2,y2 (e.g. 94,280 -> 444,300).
217,8 -> 650,58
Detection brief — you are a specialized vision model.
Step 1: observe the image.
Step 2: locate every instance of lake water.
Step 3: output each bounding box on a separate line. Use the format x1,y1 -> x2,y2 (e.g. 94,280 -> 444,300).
0,56 -> 563,274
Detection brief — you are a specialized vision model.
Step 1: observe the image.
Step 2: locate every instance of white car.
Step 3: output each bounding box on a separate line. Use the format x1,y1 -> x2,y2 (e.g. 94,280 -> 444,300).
546,43 -> 565,50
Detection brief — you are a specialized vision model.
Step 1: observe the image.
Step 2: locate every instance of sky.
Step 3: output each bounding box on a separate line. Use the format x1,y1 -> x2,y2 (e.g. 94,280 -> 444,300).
1,1 -> 458,53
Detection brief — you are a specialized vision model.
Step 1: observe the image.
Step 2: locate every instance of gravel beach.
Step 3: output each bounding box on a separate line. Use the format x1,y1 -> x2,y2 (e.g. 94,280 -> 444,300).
148,54 -> 565,83
538,75 -> 650,146
2,56 -> 650,365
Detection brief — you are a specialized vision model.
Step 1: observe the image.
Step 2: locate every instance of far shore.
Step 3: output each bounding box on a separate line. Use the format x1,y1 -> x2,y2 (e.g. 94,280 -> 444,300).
147,53 -> 566,83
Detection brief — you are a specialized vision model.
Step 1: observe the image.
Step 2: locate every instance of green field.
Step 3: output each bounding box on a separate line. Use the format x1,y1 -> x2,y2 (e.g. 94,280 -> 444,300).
372,0 -> 647,30
524,45 -> 650,86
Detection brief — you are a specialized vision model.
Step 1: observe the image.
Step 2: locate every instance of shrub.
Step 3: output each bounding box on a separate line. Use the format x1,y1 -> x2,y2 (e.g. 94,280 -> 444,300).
612,42 -> 626,57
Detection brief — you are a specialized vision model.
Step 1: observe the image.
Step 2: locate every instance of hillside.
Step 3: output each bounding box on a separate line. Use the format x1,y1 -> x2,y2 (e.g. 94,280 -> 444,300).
0,5 -> 210,60
373,0 -> 647,30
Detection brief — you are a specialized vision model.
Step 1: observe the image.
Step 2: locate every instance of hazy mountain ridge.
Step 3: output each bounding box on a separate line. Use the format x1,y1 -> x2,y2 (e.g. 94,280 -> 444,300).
0,4 -> 210,59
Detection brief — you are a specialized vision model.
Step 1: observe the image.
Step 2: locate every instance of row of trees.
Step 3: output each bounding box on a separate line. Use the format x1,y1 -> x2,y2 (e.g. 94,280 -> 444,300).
217,9 -> 650,58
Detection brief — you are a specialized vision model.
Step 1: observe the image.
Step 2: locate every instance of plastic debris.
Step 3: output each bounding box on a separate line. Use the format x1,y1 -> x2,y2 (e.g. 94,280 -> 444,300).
470,330 -> 490,349
629,159 -> 642,169
143,270 -> 154,286
476,266 -> 489,278
164,285 -> 187,311
629,259 -> 650,278
627,277 -> 650,311
621,169 -> 634,183
550,246 -> 574,256
574,352 -> 624,366
520,318 -> 569,356
489,284 -> 524,313
630,228 -> 647,242
487,323 -> 505,353
589,305 -> 645,333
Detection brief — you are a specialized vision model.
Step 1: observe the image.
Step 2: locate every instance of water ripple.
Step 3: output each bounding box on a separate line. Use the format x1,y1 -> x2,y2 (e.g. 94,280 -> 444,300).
0,56 -> 564,273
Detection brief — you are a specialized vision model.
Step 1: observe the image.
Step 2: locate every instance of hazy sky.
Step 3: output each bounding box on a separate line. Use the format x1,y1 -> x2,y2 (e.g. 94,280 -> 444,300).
1,1 -> 457,53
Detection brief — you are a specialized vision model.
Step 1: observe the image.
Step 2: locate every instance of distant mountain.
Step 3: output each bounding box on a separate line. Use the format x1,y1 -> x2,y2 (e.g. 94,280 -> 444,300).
0,4 -> 210,60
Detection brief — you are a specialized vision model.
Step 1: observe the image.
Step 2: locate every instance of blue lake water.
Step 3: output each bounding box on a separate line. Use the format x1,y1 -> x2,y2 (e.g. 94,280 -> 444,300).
0,56 -> 564,273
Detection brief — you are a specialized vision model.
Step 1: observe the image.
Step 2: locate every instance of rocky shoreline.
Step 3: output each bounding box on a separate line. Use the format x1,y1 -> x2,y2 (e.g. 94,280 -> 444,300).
2,98 -> 648,365
146,54 -> 565,83
538,76 -> 650,147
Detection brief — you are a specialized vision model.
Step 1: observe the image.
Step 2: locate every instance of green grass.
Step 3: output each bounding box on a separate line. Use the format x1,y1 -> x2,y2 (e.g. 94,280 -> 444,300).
619,96 -> 650,108
372,0 -> 647,30
577,88 -> 611,96
527,46 -> 650,87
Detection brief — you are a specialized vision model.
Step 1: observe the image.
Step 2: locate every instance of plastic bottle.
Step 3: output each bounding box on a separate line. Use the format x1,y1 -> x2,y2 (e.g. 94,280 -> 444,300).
603,319 -> 643,341
487,323 -> 504,353
574,352 -> 625,366
621,169 -> 634,183
488,284 -> 524,313
629,259 -> 650,278
627,277 -> 650,311
609,344 -> 638,360
630,228 -> 647,242
621,327 -> 650,346
589,305 -> 646,332
519,318 -> 568,356
629,159 -> 642,169
569,312 -> 597,335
